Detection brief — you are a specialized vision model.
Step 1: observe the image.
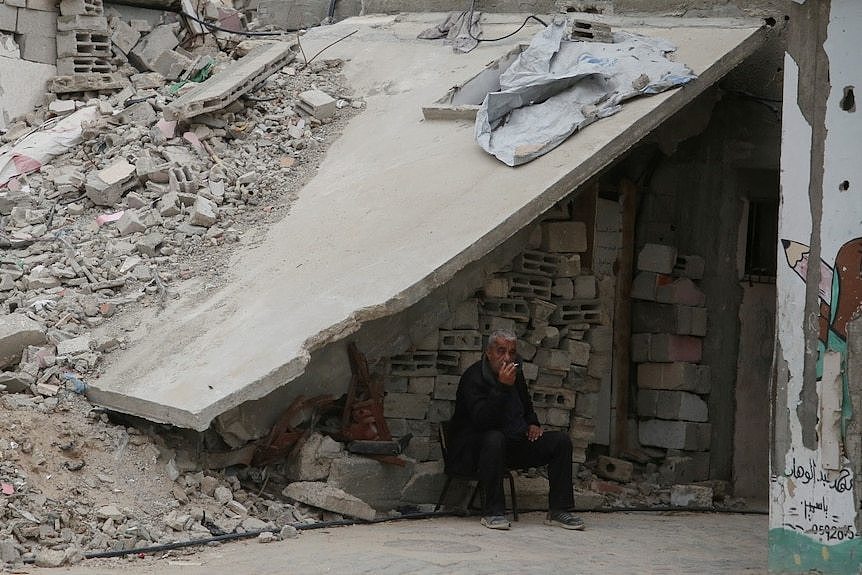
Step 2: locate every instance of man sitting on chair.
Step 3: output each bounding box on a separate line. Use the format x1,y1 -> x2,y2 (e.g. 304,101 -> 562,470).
448,328 -> 585,531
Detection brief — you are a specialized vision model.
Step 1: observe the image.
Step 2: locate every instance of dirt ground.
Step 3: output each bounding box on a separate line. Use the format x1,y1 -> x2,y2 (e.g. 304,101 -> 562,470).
56,511 -> 768,575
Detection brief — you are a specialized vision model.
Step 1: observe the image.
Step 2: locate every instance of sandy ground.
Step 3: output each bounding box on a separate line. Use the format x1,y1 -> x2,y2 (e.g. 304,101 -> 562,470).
55,510 -> 768,575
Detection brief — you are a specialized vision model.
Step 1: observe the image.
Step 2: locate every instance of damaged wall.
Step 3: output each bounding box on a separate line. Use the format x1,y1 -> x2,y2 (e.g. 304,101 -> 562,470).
635,83 -> 781,487
769,1 -> 862,573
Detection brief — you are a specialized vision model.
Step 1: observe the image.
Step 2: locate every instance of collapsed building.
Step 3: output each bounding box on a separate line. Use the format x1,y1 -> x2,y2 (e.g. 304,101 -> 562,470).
0,0 -> 858,572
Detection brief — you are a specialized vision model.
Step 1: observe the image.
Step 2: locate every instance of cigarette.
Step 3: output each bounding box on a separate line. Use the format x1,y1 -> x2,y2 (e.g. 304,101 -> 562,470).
512,363 -> 519,367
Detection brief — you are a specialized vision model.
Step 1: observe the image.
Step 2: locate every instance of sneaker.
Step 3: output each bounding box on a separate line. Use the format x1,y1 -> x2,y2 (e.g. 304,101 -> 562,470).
481,515 -> 511,530
545,511 -> 585,530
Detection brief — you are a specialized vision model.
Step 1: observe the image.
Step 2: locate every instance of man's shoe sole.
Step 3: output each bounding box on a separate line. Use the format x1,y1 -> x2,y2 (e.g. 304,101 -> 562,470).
481,519 -> 511,530
545,519 -> 585,530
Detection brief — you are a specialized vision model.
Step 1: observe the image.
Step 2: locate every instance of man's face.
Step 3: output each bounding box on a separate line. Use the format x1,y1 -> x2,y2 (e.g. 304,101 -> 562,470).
485,337 -> 517,376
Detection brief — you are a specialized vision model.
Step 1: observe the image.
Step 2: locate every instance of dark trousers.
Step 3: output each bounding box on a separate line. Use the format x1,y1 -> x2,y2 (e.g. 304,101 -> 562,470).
477,429 -> 574,515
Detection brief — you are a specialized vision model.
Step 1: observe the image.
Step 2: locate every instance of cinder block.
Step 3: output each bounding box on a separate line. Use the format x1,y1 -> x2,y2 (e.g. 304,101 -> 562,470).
479,315 -> 516,335
658,452 -> 710,484
110,18 -> 139,54
390,351 -> 437,377
458,351 -> 482,372
656,277 -> 706,307
673,255 -> 705,280
632,302 -> 707,336
152,48 -> 191,80
637,243 -> 677,274
545,407 -> 571,427
25,0 -> 57,11
637,362 -> 710,394
386,418 -> 408,437
16,7 -> 56,35
540,221 -> 587,253
0,4 -> 17,31
438,329 -> 482,351
535,368 -> 566,387
550,299 -> 603,325
596,455 -> 633,482
639,419 -> 711,451
56,55 -> 111,74
505,273 -> 552,300
521,362 -> 539,380
631,333 -> 702,363
298,89 -> 336,120
436,350 -> 460,373
551,278 -> 573,299
556,253 -> 581,277
18,33 -> 55,63
433,375 -> 459,401
129,24 -> 178,71
57,13 -> 106,30
482,298 -> 530,321
533,348 -> 572,371
407,376 -> 435,395
530,386 -> 575,409
451,299 -> 479,330
637,389 -> 708,422
59,0 -> 101,15
573,275 -> 596,299
532,301 -> 559,326
561,338 -> 590,367
483,277 -> 509,298
56,29 -> 110,58
631,271 -> 672,301
512,250 -> 559,277
574,391 -> 599,418
383,392 -> 430,420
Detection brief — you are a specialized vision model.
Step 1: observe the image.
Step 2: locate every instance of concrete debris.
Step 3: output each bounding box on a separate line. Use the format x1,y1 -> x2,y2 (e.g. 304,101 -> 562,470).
283,482 -> 376,521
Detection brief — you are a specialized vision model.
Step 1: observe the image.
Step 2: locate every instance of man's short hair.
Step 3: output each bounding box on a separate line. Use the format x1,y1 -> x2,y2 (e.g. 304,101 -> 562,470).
486,329 -> 517,349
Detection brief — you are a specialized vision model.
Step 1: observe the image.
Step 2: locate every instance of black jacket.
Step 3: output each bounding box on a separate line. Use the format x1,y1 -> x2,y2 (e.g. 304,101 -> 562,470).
446,358 -> 539,475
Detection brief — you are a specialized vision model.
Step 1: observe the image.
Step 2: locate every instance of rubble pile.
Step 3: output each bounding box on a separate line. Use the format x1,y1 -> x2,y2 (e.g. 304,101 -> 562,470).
1,34 -> 361,392
0,12 -> 368,565
0,394 -> 375,569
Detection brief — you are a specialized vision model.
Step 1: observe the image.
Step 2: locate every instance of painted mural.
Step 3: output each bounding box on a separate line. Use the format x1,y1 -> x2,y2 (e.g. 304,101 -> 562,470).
769,3 -> 862,569
772,238 -> 861,545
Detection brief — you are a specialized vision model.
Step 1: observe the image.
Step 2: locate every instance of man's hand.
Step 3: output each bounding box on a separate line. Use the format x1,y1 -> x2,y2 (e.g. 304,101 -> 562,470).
498,362 -> 517,386
527,424 -> 543,442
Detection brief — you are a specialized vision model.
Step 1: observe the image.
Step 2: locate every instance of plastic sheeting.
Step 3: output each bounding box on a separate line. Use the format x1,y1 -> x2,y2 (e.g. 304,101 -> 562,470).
0,106 -> 99,189
475,19 -> 697,166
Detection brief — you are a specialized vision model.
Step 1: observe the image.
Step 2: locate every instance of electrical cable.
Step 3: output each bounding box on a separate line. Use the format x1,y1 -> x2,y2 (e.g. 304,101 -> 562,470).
34,505 -> 766,563
464,0 -> 547,44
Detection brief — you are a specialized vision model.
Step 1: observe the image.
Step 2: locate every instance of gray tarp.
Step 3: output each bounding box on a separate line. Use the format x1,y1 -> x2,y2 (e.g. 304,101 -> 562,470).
475,19 -> 697,166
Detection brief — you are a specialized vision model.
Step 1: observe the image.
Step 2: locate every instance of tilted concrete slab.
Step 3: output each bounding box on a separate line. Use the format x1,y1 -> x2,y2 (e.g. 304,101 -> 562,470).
87,14 -> 769,430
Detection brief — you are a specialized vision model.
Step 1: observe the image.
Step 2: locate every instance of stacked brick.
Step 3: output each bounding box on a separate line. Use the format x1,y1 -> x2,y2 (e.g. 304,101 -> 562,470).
0,0 -> 58,64
383,209 -> 607,466
632,242 -> 711,481
55,0 -> 110,76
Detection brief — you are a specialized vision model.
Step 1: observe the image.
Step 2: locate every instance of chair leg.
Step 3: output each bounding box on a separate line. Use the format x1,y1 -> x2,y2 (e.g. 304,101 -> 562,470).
435,476 -> 452,512
507,472 -> 518,521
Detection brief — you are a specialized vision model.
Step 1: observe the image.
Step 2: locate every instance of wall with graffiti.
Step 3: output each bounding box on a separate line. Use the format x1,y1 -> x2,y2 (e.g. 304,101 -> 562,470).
770,2 -> 862,572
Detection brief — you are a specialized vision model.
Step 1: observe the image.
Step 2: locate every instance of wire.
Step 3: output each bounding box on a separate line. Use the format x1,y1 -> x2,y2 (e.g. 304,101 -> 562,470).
464,0 -> 547,44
